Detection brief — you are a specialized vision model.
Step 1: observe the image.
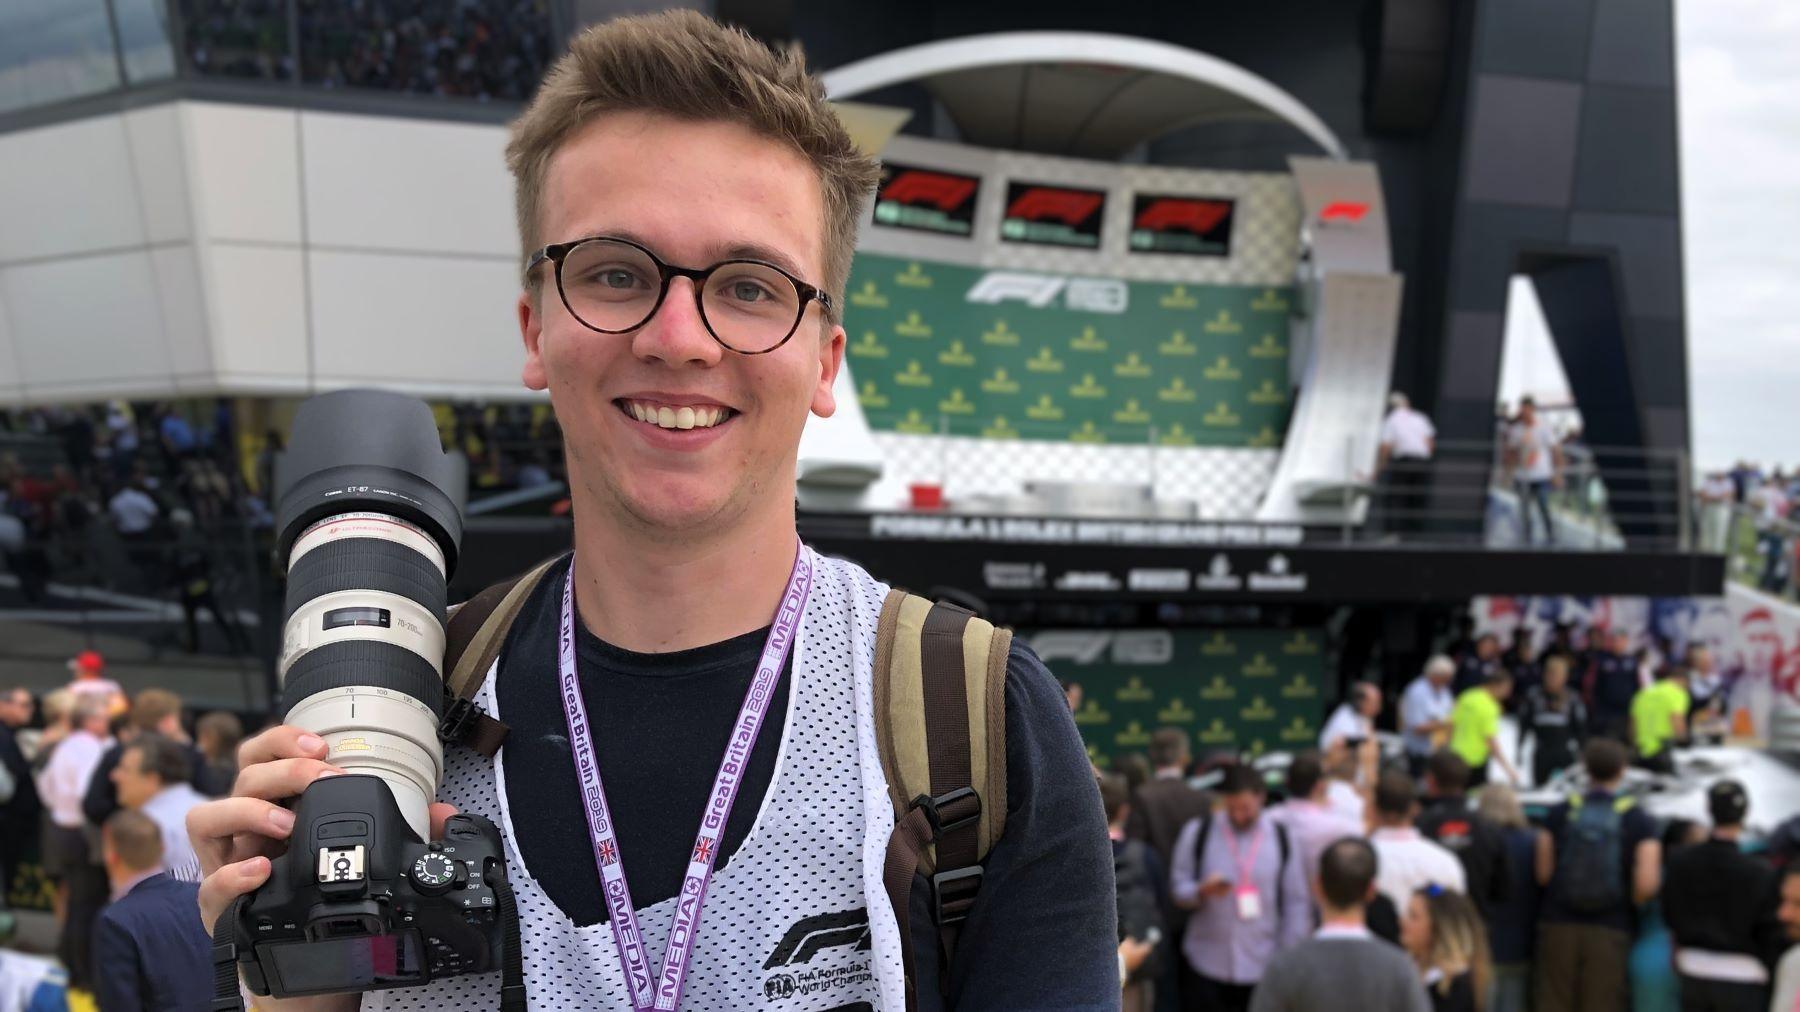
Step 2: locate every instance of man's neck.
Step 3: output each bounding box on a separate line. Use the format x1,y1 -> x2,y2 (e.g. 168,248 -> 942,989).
1713,825 -> 1743,843
110,867 -> 160,901
1154,765 -> 1185,780
1318,909 -> 1366,931
571,498 -> 800,653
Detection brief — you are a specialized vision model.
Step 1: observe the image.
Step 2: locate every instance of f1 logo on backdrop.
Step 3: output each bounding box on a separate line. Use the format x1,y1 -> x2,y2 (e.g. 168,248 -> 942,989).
1006,186 -> 1105,225
1134,198 -> 1231,234
881,170 -> 978,211
965,272 -> 1128,313
1029,630 -> 1174,666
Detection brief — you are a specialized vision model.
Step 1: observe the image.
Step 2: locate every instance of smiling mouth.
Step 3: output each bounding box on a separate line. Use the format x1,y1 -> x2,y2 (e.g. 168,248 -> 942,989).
615,398 -> 736,431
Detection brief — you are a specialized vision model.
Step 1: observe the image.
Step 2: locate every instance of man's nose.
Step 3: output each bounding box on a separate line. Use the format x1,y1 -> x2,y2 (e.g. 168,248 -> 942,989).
630,276 -> 723,367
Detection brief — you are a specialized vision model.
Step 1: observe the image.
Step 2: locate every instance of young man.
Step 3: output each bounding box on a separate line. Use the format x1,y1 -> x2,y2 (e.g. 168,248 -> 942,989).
1506,395 -> 1563,545
1534,739 -> 1662,1012
1367,770 -> 1465,915
1170,764 -> 1311,1012
111,735 -> 207,881
94,810 -> 212,1012
1128,727 -> 1213,871
187,12 -> 1114,1010
1630,665 -> 1691,775
1247,838 -> 1430,1012
1659,781 -> 1784,1010
1517,654 -> 1588,786
1269,751 -> 1362,902
1449,669 -> 1520,787
1414,751 -> 1510,917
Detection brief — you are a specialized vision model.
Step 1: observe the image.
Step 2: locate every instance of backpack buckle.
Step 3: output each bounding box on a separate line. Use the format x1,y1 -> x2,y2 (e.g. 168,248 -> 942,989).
910,787 -> 980,841
929,865 -> 983,927
438,696 -> 478,746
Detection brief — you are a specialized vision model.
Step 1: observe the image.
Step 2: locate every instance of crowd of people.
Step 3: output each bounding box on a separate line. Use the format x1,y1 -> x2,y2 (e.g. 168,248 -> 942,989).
0,652 -> 245,1008
1698,461 -> 1800,597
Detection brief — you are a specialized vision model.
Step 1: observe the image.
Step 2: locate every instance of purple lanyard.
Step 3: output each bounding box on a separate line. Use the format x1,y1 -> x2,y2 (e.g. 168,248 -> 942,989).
556,541 -> 813,1011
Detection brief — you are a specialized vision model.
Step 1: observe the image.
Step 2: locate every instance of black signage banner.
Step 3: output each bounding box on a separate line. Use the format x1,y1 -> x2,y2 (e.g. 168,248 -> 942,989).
1000,181 -> 1107,248
1129,193 -> 1235,256
871,162 -> 980,237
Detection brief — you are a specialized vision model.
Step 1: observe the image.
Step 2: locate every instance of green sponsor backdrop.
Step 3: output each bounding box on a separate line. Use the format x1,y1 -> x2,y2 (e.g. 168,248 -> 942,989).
843,253 -> 1293,448
1038,627 -> 1327,768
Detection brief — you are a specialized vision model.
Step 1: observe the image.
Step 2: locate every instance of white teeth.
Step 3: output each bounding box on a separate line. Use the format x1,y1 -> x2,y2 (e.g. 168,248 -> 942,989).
695,407 -> 714,427
676,407 -> 696,430
622,401 -> 731,429
656,406 -> 675,428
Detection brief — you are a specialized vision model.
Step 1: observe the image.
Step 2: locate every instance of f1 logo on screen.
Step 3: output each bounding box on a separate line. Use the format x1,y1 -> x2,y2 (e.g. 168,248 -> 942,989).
880,170 -> 977,210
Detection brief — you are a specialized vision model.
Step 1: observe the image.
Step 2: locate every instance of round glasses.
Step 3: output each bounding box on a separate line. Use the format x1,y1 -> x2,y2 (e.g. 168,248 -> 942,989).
528,236 -> 834,355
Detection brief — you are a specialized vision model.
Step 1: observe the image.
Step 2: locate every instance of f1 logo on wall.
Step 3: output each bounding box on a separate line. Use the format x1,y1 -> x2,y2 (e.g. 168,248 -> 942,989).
1129,194 -> 1235,256
872,163 -> 980,236
1001,181 -> 1107,248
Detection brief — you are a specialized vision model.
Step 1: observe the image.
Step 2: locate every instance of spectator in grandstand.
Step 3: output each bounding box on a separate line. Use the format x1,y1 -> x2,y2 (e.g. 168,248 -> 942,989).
33,695 -> 111,991
1403,885 -> 1491,1012
1416,751 -> 1511,917
1270,751 -> 1362,902
1534,739 -> 1662,1012
94,810 -> 211,1012
1476,785 -> 1541,1012
1450,669 -> 1519,787
1629,665 -> 1690,775
1170,763 -> 1310,1012
1661,780 -> 1784,1011
1376,391 -> 1435,537
1369,770 -> 1466,915
1698,470 -> 1736,553
84,688 -> 225,829
1102,773 -> 1168,1012
167,508 -> 247,653
1588,628 -> 1641,743
1454,633 -> 1500,695
1517,654 -> 1588,786
1506,395 -> 1564,546
1772,865 -> 1800,1012
1754,478 -> 1792,594
110,735 -> 207,880
1402,655 -> 1458,777
63,649 -> 125,719
1249,837 -> 1431,1012
196,711 -> 244,793
1319,682 -> 1380,751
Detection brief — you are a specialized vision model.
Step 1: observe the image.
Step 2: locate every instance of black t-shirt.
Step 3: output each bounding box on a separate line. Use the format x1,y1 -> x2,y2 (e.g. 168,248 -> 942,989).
1589,654 -> 1638,720
1415,797 -> 1511,916
1539,789 -> 1659,933
494,555 -> 1116,1008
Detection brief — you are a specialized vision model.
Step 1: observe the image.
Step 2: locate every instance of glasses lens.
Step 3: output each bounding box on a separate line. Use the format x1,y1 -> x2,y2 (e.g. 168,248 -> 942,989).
702,262 -> 803,352
559,240 -> 662,332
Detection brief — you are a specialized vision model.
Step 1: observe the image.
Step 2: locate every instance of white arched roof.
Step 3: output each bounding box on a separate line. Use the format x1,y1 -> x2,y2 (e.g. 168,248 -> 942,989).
820,31 -> 1346,161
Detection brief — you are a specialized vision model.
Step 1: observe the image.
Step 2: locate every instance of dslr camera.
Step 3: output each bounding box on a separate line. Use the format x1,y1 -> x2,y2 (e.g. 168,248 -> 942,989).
217,390 -> 516,1001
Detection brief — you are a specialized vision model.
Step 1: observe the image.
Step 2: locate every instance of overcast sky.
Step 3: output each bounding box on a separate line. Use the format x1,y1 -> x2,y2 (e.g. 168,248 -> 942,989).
1498,0 -> 1798,472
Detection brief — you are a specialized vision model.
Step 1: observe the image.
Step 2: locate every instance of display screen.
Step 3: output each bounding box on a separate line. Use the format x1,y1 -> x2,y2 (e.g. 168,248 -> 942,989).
264,931 -> 425,993
871,162 -> 980,236
1001,181 -> 1107,248
1129,194 -> 1236,255
323,606 -> 391,630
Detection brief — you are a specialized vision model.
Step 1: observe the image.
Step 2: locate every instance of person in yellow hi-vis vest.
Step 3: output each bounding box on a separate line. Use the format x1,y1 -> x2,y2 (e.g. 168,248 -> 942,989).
1630,666 -> 1690,775
1449,669 -> 1520,788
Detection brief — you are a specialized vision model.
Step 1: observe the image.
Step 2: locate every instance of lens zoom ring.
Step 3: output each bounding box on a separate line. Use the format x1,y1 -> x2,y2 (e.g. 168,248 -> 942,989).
282,640 -> 446,720
285,537 -> 448,627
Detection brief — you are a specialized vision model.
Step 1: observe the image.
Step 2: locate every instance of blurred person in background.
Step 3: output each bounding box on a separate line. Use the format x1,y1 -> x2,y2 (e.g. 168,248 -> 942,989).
1683,645 -> 1727,743
109,735 -> 206,880
84,688 -> 224,830
94,810 -> 211,1012
1506,395 -> 1564,546
1129,729 -> 1213,872
1102,772 -> 1168,1012
1249,837 -> 1430,1012
1476,785 -> 1543,1012
1753,478 -> 1791,594
1270,750 -> 1363,908
1697,471 -> 1734,554
1170,763 -> 1310,1012
32,695 -> 111,992
1770,866 -> 1800,1012
1661,781 -> 1784,1011
1320,682 -> 1381,752
1518,655 -> 1588,786
1589,629 -> 1641,743
1630,666 -> 1691,775
1370,770 -> 1466,916
1322,736 -> 1379,828
1456,634 -> 1501,695
1402,656 -> 1458,777
26,687 -> 74,766
1450,670 -> 1520,788
63,649 -> 125,720
1636,819 -> 1710,1012
1376,391 -> 1435,538
1404,885 -> 1493,1012
167,508 -> 247,653
1535,739 -> 1663,1012
0,687 -> 40,909
195,710 -> 243,792
1417,751 -> 1511,917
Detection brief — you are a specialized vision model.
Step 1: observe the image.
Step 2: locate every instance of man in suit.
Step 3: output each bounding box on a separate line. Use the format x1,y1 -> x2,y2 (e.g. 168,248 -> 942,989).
92,810 -> 211,1012
1128,727 -> 1214,870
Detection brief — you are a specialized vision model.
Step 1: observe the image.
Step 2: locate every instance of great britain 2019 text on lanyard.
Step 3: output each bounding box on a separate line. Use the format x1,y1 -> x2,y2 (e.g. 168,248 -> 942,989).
556,540 -> 814,1011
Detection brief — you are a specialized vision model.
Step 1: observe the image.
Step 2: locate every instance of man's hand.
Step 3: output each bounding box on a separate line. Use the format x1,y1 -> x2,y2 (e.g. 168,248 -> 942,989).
1198,874 -> 1233,901
1119,935 -> 1153,974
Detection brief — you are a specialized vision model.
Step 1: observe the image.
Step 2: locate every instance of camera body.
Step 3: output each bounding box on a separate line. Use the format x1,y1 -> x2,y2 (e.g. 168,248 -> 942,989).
233,774 -> 507,997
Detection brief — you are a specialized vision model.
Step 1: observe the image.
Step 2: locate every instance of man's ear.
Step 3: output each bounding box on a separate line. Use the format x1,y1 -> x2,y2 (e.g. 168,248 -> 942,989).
520,288 -> 548,392
811,322 -> 846,418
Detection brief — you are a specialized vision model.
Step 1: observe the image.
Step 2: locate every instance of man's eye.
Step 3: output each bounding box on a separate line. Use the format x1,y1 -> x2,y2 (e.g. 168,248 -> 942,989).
728,280 -> 771,302
600,269 -> 640,289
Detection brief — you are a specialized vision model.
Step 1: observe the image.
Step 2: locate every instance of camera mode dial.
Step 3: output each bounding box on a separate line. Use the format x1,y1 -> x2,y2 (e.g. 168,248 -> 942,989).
410,852 -> 458,895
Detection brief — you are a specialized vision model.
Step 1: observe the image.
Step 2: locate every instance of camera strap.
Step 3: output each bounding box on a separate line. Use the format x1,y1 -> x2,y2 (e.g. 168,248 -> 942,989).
557,539 -> 813,1012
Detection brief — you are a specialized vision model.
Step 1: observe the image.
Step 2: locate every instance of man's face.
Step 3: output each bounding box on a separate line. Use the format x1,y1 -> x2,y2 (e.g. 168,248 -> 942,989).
0,691 -> 28,727
1358,688 -> 1382,718
1611,632 -> 1632,656
519,112 -> 843,538
1477,636 -> 1498,660
1779,874 -> 1800,942
1543,663 -> 1567,693
111,747 -> 160,810
1223,789 -> 1263,830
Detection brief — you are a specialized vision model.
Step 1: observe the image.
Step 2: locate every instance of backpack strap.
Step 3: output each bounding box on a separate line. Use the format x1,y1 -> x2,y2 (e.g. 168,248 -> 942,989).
437,553 -> 565,757
874,589 -> 1010,1010
1273,821 -> 1290,914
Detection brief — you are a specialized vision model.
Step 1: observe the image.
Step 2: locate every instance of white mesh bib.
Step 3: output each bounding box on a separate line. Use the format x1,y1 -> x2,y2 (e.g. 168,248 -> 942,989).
362,551 -> 906,1010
